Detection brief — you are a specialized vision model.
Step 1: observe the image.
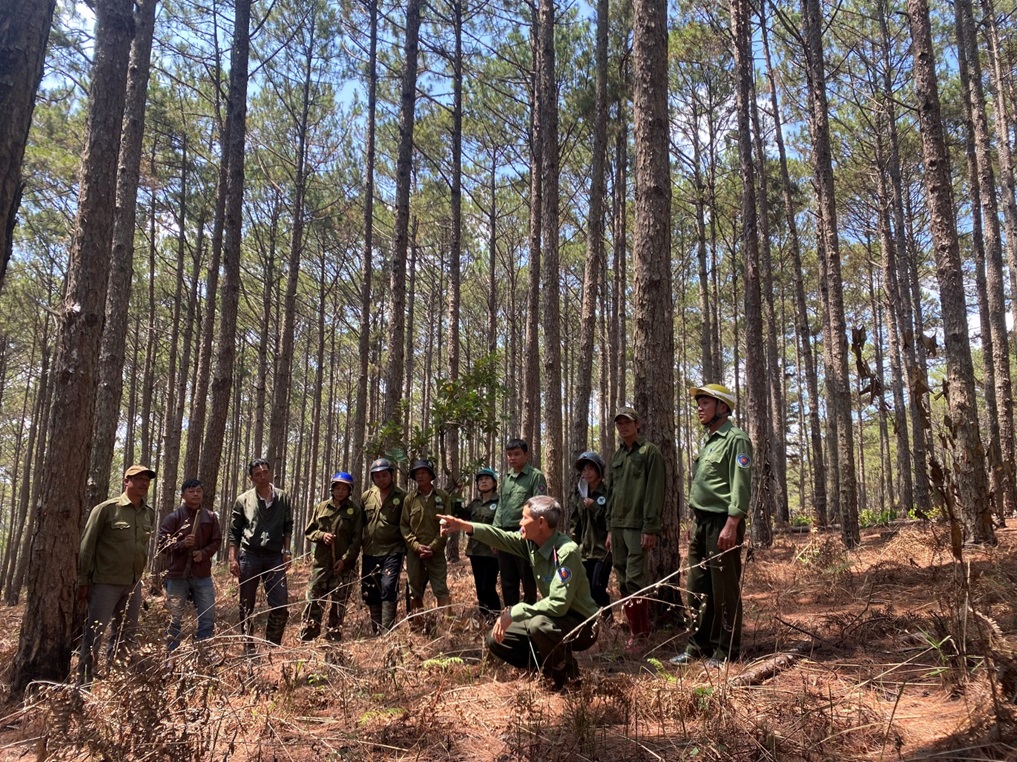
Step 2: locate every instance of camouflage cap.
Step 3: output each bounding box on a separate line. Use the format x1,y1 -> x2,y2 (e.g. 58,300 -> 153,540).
124,464 -> 156,479
614,406 -> 639,422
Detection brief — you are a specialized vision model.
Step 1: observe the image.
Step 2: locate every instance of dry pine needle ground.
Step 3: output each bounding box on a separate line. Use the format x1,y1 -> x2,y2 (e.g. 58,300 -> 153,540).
0,522 -> 1015,760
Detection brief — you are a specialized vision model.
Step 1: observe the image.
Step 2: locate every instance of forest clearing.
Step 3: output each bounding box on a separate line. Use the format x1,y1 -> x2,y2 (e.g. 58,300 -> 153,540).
0,521 -> 1013,761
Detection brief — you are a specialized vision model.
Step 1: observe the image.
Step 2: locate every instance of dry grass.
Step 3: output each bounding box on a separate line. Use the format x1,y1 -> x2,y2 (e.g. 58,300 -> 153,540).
0,523 -> 1016,760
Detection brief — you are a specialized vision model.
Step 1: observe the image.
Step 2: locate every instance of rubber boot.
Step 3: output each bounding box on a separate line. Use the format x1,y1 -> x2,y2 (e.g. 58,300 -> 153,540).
625,599 -> 650,653
265,610 -> 288,646
408,597 -> 425,632
381,601 -> 397,632
368,604 -> 383,635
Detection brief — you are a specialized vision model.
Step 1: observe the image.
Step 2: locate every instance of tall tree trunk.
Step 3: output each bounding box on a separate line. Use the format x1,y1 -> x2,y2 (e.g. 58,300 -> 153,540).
760,3 -> 826,524
447,0 -> 463,487
381,0 -> 421,430
198,0 -> 252,501
11,0 -> 135,695
802,0 -> 859,546
631,0 -> 680,594
86,0 -> 159,511
522,8 -> 542,454
956,0 -> 1016,521
537,0 -> 563,496
351,0 -> 377,479
571,0 -> 608,465
732,0 -> 773,547
907,0 -> 994,544
0,0 -> 57,289
268,12 -> 316,470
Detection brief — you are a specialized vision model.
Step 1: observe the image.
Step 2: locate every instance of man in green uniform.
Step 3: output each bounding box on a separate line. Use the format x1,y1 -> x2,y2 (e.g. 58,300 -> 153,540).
671,384 -> 751,667
401,458 -> 451,628
438,496 -> 599,690
570,452 -> 611,614
607,407 -> 665,650
455,467 -> 501,619
228,458 -> 294,653
361,457 -> 407,633
300,471 -> 363,642
492,438 -> 547,607
77,464 -> 157,684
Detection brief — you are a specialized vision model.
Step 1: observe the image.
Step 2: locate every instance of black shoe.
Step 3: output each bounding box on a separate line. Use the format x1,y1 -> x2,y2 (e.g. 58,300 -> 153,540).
706,657 -> 727,668
324,629 -> 343,643
670,652 -> 698,665
299,628 -> 319,642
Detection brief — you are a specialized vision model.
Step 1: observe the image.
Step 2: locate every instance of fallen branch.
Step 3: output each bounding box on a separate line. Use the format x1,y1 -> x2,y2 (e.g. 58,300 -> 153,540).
729,641 -> 812,687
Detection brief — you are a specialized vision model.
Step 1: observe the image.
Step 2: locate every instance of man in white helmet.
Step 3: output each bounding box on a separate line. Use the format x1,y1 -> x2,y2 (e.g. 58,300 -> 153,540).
672,384 -> 752,667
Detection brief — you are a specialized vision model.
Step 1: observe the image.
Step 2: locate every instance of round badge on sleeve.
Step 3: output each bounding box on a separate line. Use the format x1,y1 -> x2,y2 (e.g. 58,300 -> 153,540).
537,483 -> 546,494
393,497 -> 402,505
597,496 -> 606,505
737,454 -> 751,468
558,567 -> 572,582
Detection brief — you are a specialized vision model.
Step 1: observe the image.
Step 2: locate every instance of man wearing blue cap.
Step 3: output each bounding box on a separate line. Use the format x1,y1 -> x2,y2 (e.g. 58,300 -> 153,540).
300,471 -> 363,642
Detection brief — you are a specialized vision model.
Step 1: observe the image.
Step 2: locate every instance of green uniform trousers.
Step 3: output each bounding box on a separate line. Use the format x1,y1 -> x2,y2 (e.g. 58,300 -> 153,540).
685,510 -> 744,660
610,527 -> 651,597
406,551 -> 449,599
486,610 -> 598,675
301,566 -> 356,636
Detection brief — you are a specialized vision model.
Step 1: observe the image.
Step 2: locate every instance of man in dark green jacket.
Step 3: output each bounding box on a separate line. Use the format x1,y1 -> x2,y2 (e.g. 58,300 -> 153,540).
492,438 -> 547,607
455,467 -> 501,619
438,496 -> 599,690
228,458 -> 294,652
672,384 -> 751,666
570,452 -> 611,612
402,458 -> 451,627
361,458 -> 407,633
77,464 -> 156,685
608,407 -> 665,650
300,471 -> 363,642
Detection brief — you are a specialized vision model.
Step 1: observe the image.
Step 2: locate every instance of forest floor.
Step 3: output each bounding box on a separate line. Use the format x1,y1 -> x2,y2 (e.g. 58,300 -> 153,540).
0,522 -> 1016,760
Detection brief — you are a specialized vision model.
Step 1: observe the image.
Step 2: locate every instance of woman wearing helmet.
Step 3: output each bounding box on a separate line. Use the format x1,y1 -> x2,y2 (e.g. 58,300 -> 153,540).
300,471 -> 363,642
455,467 -> 502,619
571,452 -> 612,615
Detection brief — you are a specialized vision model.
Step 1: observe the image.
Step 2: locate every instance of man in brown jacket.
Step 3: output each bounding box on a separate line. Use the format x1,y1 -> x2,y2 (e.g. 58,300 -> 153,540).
159,478 -> 222,651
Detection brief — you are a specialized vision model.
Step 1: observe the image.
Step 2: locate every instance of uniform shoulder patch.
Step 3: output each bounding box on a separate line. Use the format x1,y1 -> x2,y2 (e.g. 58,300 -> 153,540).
536,482 -> 546,494
597,495 -> 607,505
737,453 -> 751,468
557,566 -> 572,582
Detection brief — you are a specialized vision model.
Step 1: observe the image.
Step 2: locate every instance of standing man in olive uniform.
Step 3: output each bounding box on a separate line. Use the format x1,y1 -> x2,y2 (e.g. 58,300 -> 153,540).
77,464 -> 157,684
672,384 -> 751,667
571,452 -> 612,613
608,407 -> 665,651
401,458 -> 451,626
438,496 -> 599,690
228,458 -> 294,653
300,471 -> 363,642
361,458 -> 407,633
456,467 -> 501,619
492,438 -> 547,607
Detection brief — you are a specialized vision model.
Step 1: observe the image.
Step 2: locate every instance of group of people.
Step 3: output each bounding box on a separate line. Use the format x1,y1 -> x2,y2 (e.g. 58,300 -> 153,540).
75,384 -> 752,689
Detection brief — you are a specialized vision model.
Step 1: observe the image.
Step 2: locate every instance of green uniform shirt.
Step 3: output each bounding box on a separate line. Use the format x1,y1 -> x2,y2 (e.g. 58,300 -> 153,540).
570,481 -> 610,562
689,421 -> 752,518
229,487 -> 294,552
78,493 -> 155,586
401,487 -> 450,554
493,464 -> 547,530
305,497 -> 364,570
471,524 -> 599,621
456,493 -> 499,557
608,436 -> 665,534
361,485 -> 407,556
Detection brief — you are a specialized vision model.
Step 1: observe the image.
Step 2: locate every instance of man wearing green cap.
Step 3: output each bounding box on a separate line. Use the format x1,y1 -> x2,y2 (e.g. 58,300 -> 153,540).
77,464 -> 157,684
300,471 -> 363,642
361,458 -> 407,633
607,407 -> 664,651
671,384 -> 751,667
402,458 -> 451,627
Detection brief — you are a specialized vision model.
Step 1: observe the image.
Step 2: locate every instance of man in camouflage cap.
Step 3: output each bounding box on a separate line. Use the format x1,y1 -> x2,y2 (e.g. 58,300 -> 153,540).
401,458 -> 451,628
361,458 -> 407,633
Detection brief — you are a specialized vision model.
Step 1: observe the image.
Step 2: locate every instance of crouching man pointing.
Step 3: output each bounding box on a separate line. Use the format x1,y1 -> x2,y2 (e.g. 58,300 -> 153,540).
438,496 -> 599,690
